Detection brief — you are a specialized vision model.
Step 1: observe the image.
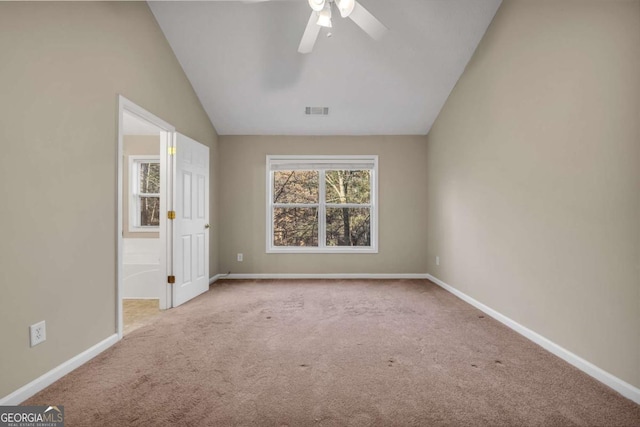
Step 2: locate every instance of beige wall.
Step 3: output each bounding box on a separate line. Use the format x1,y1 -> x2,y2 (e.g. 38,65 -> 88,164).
426,0 -> 640,388
219,136 -> 428,274
0,2 -> 219,398
123,135 -> 160,239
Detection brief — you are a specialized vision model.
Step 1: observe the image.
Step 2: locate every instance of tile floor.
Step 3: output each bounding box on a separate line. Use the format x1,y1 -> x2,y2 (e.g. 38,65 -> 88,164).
123,299 -> 161,335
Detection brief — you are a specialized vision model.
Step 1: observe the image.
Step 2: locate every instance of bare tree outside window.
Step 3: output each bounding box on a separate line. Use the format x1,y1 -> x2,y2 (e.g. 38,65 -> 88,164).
273,171 -> 318,246
325,170 -> 371,246
137,161 -> 160,227
271,168 -> 371,248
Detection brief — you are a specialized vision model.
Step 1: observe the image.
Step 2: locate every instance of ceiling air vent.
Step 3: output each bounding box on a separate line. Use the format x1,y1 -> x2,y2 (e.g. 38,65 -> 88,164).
305,107 -> 329,116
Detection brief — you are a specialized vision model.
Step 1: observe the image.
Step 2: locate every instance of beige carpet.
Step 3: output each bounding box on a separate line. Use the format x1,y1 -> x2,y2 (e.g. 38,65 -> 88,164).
26,279 -> 639,426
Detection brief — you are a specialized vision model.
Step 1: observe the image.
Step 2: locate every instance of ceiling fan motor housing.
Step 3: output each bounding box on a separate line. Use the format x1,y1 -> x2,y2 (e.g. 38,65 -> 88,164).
308,0 -> 325,12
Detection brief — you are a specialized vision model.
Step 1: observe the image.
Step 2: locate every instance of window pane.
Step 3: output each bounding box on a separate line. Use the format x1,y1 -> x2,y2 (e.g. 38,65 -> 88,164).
326,207 -> 370,246
325,170 -> 370,204
140,196 -> 160,227
273,207 -> 318,246
273,171 -> 318,203
139,162 -> 160,194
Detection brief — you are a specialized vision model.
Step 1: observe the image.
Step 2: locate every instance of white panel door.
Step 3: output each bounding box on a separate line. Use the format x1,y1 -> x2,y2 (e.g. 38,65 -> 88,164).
172,133 -> 209,307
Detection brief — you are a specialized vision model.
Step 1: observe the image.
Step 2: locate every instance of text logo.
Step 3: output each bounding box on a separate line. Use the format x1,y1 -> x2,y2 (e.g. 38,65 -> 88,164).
0,405 -> 64,427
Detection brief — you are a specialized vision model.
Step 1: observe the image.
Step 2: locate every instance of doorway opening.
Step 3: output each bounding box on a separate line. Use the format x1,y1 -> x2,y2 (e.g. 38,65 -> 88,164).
117,96 -> 174,338
117,96 -> 211,338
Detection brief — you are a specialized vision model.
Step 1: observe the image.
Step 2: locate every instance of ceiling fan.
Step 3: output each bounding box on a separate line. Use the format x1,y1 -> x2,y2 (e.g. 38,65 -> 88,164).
298,0 -> 388,54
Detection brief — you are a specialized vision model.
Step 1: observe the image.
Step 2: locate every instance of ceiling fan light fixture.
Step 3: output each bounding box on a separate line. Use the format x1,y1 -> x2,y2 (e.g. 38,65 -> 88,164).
336,0 -> 355,18
308,0 -> 325,12
317,3 -> 332,28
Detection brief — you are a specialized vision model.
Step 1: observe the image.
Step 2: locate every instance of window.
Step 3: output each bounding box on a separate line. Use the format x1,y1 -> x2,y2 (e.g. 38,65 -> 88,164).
129,156 -> 160,231
267,155 -> 378,253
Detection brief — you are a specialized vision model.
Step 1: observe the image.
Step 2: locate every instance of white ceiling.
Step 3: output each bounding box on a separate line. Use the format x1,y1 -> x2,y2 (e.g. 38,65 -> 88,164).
149,0 -> 501,135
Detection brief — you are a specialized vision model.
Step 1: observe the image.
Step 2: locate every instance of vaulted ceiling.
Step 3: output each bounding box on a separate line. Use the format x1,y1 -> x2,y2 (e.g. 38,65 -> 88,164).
149,0 -> 501,135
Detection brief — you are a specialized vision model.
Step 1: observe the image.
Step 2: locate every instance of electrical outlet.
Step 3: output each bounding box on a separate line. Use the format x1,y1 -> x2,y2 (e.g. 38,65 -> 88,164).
30,321 -> 46,347
436,256 -> 440,266
237,253 -> 243,262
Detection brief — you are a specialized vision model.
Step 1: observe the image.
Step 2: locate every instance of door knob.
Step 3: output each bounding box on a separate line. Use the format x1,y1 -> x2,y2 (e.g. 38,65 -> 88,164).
204,224 -> 210,229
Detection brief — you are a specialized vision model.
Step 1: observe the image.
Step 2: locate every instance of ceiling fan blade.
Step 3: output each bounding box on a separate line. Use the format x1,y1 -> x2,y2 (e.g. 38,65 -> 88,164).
298,11 -> 321,54
348,1 -> 388,41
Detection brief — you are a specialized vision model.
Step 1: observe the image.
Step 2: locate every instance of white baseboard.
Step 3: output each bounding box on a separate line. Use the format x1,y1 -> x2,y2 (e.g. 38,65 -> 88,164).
217,273 -> 430,280
0,334 -> 119,405
209,273 -> 230,284
427,274 -> 640,404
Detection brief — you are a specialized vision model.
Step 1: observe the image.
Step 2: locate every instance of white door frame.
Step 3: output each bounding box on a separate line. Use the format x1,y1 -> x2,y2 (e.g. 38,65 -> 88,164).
117,95 -> 175,339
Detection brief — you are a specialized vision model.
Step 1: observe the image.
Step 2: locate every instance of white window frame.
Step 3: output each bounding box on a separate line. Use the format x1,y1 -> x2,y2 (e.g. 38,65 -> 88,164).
266,155 -> 378,254
129,155 -> 161,232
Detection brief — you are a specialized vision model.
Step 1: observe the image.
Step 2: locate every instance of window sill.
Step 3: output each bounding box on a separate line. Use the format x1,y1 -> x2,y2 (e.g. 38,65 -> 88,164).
128,227 -> 160,233
267,247 -> 378,254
